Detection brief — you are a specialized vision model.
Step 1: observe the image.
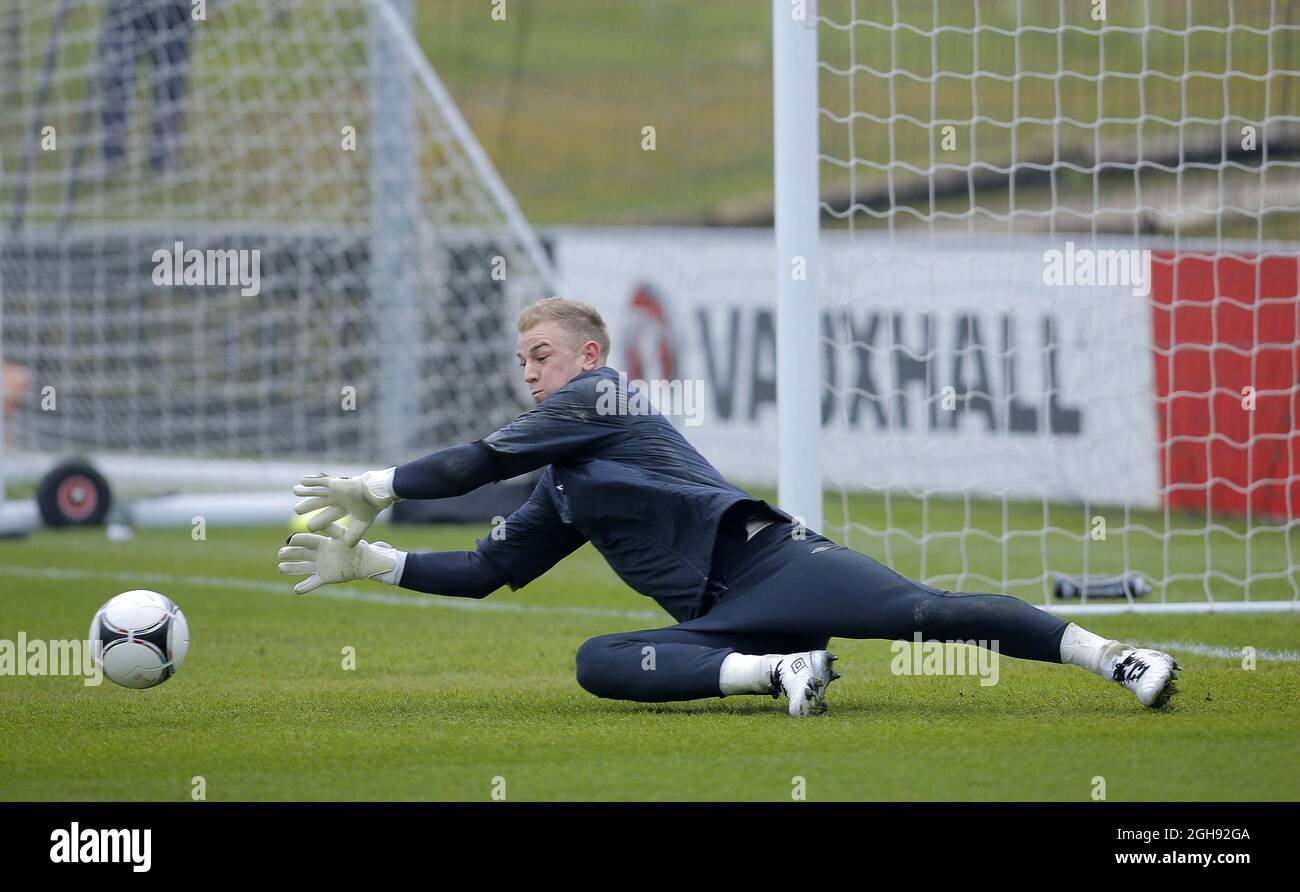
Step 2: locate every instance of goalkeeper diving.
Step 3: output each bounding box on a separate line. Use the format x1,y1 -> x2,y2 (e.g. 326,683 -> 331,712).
277,298 -> 1181,715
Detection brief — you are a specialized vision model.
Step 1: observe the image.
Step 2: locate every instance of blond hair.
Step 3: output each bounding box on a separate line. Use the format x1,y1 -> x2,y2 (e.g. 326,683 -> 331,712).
517,297 -> 610,358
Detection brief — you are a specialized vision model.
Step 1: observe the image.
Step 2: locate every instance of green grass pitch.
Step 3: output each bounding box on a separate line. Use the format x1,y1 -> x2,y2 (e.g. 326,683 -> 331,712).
1,494 -> 1298,802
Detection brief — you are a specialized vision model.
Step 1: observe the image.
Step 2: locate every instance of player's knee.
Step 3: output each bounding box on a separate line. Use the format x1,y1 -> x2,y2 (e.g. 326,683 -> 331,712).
575,634 -> 628,698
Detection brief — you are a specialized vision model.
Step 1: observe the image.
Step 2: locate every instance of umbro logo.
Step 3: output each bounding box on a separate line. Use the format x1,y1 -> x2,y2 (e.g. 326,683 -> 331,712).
1115,656 -> 1150,684
790,657 -> 807,673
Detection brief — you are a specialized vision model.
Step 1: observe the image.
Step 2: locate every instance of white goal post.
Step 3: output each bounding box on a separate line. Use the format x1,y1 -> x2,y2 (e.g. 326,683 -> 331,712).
772,0 -> 1300,614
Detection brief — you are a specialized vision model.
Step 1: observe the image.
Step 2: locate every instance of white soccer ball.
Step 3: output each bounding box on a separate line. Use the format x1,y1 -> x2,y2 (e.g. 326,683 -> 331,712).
89,590 -> 190,689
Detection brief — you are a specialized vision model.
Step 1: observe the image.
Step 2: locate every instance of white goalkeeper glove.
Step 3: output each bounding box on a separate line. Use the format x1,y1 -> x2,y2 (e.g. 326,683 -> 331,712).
293,468 -> 399,547
276,523 -> 406,594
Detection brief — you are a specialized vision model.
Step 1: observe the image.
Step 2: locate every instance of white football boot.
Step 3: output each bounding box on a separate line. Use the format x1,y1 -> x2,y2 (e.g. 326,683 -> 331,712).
769,651 -> 841,716
1110,647 -> 1181,707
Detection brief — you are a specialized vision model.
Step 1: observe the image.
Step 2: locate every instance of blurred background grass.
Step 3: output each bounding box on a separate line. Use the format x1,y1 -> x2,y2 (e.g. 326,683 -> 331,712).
415,0 -> 1300,238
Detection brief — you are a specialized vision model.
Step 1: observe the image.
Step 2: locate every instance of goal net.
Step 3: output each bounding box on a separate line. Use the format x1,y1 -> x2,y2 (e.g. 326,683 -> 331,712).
808,0 -> 1299,612
0,0 -> 555,500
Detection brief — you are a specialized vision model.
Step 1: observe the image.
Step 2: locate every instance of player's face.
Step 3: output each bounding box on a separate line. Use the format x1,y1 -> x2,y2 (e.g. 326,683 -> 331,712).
517,323 -> 599,405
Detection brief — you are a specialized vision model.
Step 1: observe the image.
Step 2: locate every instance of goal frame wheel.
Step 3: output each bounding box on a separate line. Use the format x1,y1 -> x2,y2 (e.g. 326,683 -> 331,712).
36,460 -> 112,528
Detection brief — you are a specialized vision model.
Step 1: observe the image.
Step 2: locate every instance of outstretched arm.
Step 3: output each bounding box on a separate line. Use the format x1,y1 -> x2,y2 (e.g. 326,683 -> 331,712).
275,528 -> 506,598
397,550 -> 505,599
291,443 -> 499,548
293,373 -> 621,545
392,442 -> 498,499
280,475 -> 586,598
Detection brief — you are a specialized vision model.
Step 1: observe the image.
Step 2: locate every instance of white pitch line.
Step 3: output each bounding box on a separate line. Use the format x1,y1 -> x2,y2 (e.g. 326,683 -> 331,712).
1139,640 -> 1300,664
0,564 -> 661,622
3,565 -> 1298,662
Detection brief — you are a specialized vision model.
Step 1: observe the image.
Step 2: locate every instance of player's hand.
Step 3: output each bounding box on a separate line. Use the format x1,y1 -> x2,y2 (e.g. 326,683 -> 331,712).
293,468 -> 398,547
276,524 -> 400,594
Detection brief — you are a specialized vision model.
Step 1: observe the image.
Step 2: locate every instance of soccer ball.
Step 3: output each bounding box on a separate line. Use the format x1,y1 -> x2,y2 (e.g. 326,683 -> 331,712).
89,590 -> 190,689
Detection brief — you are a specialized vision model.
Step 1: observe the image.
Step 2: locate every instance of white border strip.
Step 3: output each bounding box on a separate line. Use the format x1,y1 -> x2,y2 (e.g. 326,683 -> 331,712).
1044,601 -> 1300,616
1139,640 -> 1300,664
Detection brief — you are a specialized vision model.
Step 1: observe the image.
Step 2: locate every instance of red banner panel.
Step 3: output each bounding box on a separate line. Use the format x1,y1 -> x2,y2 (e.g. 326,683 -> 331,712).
1151,251 -> 1300,519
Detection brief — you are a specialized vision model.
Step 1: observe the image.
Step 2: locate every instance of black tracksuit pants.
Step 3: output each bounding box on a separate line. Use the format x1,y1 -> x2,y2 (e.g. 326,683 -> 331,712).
575,521 -> 1070,702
